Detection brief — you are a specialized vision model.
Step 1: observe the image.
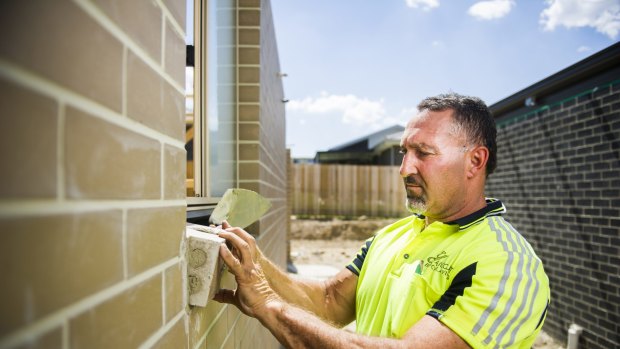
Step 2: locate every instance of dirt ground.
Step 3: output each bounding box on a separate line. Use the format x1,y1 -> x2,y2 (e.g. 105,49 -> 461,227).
289,218 -> 565,349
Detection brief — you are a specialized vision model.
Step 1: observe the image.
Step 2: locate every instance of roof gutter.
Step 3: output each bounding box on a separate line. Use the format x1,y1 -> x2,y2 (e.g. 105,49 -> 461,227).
489,42 -> 620,116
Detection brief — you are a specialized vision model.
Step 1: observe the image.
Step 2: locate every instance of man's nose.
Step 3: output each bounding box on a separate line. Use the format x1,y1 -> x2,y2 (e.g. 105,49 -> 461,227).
399,153 -> 418,178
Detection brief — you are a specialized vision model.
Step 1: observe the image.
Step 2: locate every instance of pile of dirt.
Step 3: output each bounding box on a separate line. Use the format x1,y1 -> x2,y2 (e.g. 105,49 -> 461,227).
290,217 -> 396,240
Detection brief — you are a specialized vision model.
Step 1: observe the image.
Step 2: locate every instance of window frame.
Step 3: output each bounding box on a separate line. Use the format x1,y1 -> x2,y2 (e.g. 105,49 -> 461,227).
186,0 -> 225,211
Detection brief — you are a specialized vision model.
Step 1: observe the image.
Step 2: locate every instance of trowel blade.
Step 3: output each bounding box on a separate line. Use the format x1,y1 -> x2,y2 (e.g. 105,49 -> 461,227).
209,188 -> 272,229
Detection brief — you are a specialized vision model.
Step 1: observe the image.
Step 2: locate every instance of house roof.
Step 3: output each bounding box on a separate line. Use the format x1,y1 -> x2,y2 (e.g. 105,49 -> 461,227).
489,42 -> 620,117
328,124 -> 405,152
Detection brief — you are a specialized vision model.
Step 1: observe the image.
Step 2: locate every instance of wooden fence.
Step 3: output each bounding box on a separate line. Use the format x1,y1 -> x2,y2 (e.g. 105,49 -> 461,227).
291,163 -> 410,218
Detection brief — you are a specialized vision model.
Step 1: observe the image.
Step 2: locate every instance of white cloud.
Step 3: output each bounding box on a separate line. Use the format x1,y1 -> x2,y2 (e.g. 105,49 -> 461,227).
540,0 -> 620,39
468,0 -> 515,20
405,0 -> 440,11
288,92 -> 387,125
577,45 -> 592,52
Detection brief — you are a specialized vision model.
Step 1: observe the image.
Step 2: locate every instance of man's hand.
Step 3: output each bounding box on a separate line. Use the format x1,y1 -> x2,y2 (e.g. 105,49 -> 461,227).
220,221 -> 266,265
212,223 -> 471,349
214,224 -> 278,318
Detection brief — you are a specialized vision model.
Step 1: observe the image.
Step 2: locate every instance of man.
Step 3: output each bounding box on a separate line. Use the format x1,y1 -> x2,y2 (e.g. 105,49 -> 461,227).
215,93 -> 550,348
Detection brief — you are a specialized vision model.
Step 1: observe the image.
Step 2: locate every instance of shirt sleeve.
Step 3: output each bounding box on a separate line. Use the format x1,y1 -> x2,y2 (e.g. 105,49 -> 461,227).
346,236 -> 374,276
426,250 -> 550,348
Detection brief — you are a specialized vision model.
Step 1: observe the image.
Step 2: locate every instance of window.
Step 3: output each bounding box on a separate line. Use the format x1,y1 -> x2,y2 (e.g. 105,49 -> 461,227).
186,0 -> 237,209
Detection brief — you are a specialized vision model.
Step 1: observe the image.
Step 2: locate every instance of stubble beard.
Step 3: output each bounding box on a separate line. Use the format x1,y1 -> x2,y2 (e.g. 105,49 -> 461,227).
405,192 -> 427,215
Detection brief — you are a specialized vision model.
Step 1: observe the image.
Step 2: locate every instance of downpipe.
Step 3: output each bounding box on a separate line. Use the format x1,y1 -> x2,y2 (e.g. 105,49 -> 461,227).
567,323 -> 583,349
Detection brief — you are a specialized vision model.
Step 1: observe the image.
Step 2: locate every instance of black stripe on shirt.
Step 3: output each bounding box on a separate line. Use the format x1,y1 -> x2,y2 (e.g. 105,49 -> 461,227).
535,300 -> 549,329
430,262 -> 477,312
346,237 -> 374,276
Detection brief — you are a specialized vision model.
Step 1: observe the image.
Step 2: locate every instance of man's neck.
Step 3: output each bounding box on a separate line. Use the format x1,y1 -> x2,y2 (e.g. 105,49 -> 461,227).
424,195 -> 487,226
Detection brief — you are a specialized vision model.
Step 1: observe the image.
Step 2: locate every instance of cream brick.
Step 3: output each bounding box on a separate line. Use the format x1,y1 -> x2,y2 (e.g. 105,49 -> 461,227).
165,20 -> 186,86
238,162 -> 260,180
64,107 -> 161,199
14,326 -> 62,349
239,9 -> 261,26
206,312 -> 229,349
153,317 -> 188,349
239,104 -> 260,122
0,211 -> 123,335
92,0 -> 162,61
244,219 -> 262,236
239,28 -> 260,45
239,123 -> 260,141
234,315 -> 249,347
239,0 -> 261,8
239,85 -> 260,103
162,0 -> 186,30
70,275 -> 162,349
164,264 -> 184,322
164,145 -> 186,199
188,306 -> 210,348
127,51 -> 185,140
0,79 -> 57,198
239,47 -> 260,65
126,206 -> 185,276
239,67 -> 260,83
239,143 -> 259,161
237,319 -> 261,347
222,335 -> 235,349
238,181 -> 260,194
0,1 -> 123,112
226,304 -> 241,329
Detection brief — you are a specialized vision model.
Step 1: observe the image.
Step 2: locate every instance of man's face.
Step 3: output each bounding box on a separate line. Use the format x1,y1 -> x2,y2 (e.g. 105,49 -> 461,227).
399,109 -> 470,220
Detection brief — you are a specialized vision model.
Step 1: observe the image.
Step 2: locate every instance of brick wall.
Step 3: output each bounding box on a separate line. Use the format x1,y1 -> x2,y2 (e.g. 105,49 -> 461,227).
0,0 -> 187,348
0,0 -> 287,348
486,81 -> 620,349
187,0 -> 288,348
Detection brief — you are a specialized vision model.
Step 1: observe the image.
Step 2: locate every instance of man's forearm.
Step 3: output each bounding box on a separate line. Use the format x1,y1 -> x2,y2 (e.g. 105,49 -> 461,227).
258,254 -> 330,317
259,299 -> 400,349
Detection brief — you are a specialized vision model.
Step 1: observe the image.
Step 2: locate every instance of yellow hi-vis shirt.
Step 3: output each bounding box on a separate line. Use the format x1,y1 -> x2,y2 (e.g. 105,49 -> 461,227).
347,199 -> 550,349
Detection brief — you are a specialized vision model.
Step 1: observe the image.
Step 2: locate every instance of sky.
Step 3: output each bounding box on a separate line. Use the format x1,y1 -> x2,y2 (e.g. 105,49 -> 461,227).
270,0 -> 620,158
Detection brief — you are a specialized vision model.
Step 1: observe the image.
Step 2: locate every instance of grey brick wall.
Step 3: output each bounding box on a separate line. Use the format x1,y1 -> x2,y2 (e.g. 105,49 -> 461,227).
486,81 -> 620,349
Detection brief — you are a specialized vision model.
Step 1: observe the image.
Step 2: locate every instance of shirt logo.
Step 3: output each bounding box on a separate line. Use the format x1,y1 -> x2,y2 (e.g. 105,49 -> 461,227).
426,251 -> 454,280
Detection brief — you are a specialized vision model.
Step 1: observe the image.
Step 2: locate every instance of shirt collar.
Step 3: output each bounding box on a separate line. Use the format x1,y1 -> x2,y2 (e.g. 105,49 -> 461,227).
413,198 -> 506,230
447,198 -> 506,230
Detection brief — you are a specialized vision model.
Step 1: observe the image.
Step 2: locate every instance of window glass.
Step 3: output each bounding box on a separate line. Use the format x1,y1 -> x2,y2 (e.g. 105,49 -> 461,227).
207,0 -> 236,196
185,0 -> 237,199
185,0 -> 196,197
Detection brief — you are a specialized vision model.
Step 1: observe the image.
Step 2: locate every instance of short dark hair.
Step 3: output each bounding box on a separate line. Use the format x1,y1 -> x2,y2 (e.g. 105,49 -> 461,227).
417,93 -> 497,176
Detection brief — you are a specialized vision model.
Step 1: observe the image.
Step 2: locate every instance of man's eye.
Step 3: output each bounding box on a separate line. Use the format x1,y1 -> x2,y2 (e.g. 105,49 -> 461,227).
398,148 -> 407,154
416,150 -> 430,157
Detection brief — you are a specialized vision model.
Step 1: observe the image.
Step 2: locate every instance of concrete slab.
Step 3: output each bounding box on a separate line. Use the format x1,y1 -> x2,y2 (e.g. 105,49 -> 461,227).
294,264 -> 340,280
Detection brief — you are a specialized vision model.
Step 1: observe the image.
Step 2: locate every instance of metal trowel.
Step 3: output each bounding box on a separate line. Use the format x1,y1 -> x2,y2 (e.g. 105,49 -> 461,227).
209,188 -> 272,228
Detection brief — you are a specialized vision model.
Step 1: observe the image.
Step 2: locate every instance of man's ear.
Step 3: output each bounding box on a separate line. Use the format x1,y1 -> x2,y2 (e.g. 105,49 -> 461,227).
467,146 -> 489,179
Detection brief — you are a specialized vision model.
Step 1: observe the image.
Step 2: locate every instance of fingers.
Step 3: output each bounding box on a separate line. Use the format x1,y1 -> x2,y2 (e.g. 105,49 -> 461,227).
218,221 -> 257,250
219,230 -> 253,263
224,226 -> 256,246
219,244 -> 242,274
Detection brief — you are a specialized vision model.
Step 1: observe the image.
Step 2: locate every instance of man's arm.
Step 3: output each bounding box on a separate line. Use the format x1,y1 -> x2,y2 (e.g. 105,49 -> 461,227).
263,302 -> 469,349
217,224 -> 357,326
215,226 -> 471,349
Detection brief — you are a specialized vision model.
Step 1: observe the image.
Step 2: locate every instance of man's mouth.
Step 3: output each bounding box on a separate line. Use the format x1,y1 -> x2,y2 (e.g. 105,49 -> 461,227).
404,177 -> 423,188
